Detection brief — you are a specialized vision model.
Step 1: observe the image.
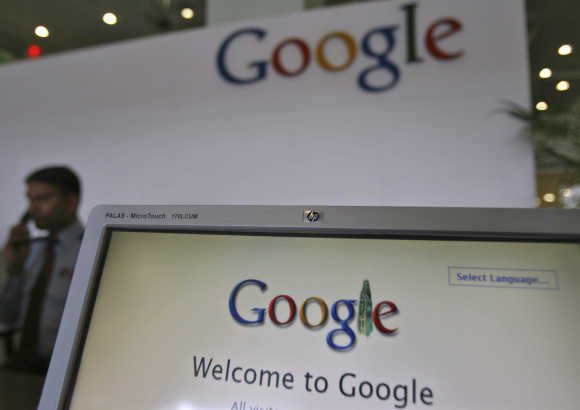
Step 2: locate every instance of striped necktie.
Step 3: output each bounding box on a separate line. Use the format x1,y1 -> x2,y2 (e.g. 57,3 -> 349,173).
18,235 -> 57,362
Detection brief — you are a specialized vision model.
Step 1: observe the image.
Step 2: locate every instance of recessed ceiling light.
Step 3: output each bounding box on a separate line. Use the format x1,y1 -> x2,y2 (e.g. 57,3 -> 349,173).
538,68 -> 552,79
558,44 -> 572,55
34,26 -> 50,38
102,12 -> 118,25
535,101 -> 548,111
181,8 -> 195,19
562,188 -> 572,198
542,193 -> 556,203
556,80 -> 570,91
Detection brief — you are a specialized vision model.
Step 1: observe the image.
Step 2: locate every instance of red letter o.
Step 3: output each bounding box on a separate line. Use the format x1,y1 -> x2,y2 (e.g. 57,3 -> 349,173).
268,295 -> 297,325
272,38 -> 311,77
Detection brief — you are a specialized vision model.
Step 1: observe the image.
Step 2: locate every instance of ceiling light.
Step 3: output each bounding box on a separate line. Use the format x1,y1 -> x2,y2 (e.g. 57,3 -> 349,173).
562,188 -> 572,198
535,101 -> 548,111
34,26 -> 50,38
538,68 -> 552,79
558,44 -> 572,55
542,193 -> 556,203
181,8 -> 195,19
556,80 -> 570,91
102,12 -> 118,25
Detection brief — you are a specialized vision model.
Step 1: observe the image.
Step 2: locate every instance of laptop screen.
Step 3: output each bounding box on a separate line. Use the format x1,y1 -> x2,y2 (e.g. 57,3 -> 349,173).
40,206 -> 580,410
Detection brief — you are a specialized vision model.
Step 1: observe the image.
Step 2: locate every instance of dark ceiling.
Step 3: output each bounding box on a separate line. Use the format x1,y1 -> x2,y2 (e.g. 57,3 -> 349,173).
0,0 -> 206,60
526,0 -> 579,111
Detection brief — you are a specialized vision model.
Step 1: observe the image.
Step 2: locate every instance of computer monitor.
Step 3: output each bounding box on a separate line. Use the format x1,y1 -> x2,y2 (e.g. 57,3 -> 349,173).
40,205 -> 580,409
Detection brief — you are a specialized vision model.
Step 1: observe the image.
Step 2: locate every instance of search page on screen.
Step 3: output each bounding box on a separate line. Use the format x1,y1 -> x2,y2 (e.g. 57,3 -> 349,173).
68,231 -> 580,410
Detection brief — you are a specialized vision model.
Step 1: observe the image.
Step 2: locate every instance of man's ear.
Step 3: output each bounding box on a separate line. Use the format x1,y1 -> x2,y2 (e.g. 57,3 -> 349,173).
66,194 -> 79,213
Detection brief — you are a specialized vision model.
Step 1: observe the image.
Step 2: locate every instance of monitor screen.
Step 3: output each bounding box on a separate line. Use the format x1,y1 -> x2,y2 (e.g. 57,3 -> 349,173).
61,225 -> 579,410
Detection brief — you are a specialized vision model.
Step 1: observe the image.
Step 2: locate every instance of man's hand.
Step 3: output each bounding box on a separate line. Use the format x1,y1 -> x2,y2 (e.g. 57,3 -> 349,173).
4,223 -> 30,275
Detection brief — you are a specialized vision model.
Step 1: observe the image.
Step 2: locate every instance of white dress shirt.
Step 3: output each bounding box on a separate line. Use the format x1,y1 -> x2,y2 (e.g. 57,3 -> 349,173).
0,220 -> 83,360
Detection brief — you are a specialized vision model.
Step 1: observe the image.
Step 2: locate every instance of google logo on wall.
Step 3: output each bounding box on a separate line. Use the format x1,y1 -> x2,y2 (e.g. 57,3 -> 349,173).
229,279 -> 399,351
216,2 -> 465,93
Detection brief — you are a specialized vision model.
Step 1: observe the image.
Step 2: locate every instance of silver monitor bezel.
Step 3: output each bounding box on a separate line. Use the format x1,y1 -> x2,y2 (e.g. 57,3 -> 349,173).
38,205 -> 580,409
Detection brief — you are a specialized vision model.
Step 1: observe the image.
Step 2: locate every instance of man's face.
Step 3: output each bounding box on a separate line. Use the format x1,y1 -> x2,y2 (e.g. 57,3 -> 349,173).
26,182 -> 77,231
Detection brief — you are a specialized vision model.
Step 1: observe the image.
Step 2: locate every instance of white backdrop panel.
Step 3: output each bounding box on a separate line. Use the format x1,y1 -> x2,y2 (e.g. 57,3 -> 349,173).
0,0 -> 532,239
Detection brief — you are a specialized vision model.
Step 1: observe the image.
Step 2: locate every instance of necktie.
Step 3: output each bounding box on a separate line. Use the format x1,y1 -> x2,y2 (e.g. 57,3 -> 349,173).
18,235 -> 57,362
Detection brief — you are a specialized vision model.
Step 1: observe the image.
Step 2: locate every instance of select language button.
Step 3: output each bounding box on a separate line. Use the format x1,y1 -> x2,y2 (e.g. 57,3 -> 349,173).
448,266 -> 559,290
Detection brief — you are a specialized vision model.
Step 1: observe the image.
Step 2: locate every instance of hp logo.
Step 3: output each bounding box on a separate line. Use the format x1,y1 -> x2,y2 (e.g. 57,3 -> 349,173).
304,210 -> 321,223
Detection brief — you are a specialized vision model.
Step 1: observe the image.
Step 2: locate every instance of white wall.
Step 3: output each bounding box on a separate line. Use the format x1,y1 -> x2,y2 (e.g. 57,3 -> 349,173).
0,0 -> 533,240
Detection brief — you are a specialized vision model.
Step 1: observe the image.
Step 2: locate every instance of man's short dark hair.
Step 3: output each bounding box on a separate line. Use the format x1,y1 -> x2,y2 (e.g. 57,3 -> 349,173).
26,166 -> 81,198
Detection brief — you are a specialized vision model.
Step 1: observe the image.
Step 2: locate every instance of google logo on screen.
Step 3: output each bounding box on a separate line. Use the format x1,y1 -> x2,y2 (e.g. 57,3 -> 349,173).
216,2 -> 464,93
228,279 -> 399,351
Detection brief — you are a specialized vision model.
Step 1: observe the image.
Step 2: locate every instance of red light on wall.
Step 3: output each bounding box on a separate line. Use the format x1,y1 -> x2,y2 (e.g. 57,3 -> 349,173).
28,45 -> 41,58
